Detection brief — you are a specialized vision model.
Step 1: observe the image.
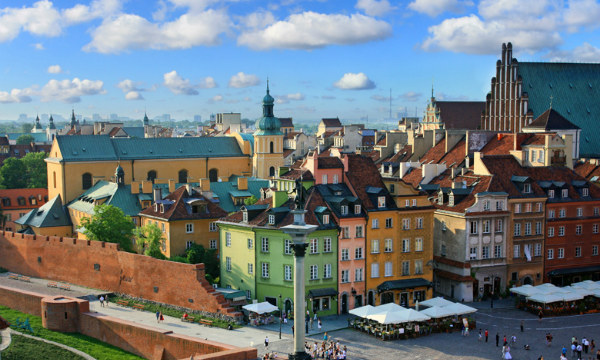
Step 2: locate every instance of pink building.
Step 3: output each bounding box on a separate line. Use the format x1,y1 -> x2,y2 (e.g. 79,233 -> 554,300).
304,151 -> 344,185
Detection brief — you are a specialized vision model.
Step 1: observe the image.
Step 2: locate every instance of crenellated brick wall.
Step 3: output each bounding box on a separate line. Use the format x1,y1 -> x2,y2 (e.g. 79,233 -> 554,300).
0,231 -> 240,319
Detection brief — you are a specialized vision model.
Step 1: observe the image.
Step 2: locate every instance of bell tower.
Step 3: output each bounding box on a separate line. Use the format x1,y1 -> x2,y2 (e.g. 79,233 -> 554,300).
253,81 -> 284,178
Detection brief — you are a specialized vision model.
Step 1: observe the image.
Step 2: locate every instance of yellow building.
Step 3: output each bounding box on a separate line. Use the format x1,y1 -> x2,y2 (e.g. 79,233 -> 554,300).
253,83 -> 284,178
138,185 -> 227,258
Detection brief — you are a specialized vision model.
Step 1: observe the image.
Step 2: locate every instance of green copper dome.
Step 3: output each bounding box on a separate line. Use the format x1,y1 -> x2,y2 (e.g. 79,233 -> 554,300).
255,81 -> 282,136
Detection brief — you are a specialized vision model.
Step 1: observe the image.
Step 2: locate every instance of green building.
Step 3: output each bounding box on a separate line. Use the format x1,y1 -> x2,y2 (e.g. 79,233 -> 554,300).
218,188 -> 339,317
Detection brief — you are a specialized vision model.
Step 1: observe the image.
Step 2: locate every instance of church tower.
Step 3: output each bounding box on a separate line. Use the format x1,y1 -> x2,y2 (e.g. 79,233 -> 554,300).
32,115 -> 43,133
46,115 -> 57,142
253,81 -> 284,178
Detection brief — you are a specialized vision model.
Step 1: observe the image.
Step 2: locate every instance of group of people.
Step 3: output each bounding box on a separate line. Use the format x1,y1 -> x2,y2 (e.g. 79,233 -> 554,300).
563,336 -> 598,360
98,294 -> 109,307
155,311 -> 164,323
304,339 -> 347,359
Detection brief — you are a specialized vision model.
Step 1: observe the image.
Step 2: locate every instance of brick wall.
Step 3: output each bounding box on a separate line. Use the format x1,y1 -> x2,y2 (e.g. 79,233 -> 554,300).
0,285 -> 45,316
0,231 -> 239,318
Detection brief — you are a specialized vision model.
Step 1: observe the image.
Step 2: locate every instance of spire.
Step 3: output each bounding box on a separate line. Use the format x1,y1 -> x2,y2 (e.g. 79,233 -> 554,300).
48,115 -> 56,130
34,114 -> 42,130
70,109 -> 76,127
267,77 -> 270,95
143,112 -> 149,125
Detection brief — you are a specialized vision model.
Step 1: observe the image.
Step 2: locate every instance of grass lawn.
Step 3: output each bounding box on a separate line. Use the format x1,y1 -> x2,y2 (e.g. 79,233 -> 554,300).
1,334 -> 87,360
0,306 -> 143,360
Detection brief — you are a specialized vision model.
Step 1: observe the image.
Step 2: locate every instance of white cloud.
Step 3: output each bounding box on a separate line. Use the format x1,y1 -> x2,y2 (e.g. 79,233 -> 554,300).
546,42 -> 600,62
61,0 -> 122,25
333,73 -> 375,90
47,65 -> 62,74
355,0 -> 395,17
399,91 -> 422,102
239,10 -> 276,29
228,72 -> 260,88
125,91 -> 144,100
199,76 -> 217,89
237,11 -> 392,50
163,70 -> 199,95
0,88 -> 33,103
564,0 -> 600,30
39,78 -> 105,103
275,92 -> 305,104
210,94 -> 223,102
33,43 -> 44,50
408,0 -> 473,17
117,79 -> 149,100
83,8 -> 230,53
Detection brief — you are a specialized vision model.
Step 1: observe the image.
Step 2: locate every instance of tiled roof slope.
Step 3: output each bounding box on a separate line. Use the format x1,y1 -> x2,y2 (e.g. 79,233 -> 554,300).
518,62 -> 600,156
526,108 -> 580,130
345,154 -> 396,210
318,157 -> 344,169
436,101 -> 485,130
321,118 -> 342,127
430,170 -> 493,212
139,186 -> 227,220
15,195 -> 71,228
67,181 -> 142,216
0,188 -> 47,210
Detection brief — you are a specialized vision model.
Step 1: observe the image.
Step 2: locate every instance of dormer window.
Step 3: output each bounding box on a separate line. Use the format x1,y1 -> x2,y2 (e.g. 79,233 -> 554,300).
243,211 -> 248,222
438,193 -> 443,204
323,214 -> 329,225
562,189 -> 568,198
583,188 -> 589,197
378,196 -> 386,208
268,214 -> 275,225
340,205 -> 348,215
153,203 -> 158,212
548,190 -> 555,198
448,195 -> 454,207
523,183 -> 531,194
354,204 -> 361,214
160,204 -> 165,213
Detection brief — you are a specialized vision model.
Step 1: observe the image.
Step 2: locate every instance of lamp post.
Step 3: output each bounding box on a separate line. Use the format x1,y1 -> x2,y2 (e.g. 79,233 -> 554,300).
279,294 -> 282,339
282,186 -> 317,360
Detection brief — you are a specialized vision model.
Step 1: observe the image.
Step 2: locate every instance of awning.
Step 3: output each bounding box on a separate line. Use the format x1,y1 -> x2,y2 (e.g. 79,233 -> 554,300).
377,278 -> 431,293
308,288 -> 337,298
548,265 -> 600,276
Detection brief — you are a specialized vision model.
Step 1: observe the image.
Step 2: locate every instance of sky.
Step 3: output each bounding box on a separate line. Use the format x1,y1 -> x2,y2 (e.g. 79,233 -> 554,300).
0,0 -> 600,123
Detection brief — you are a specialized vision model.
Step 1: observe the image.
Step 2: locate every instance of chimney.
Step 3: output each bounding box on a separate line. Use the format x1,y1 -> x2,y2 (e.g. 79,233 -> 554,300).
168,179 -> 176,193
513,133 -> 517,151
153,187 -> 162,203
185,183 -> 192,195
200,178 -> 211,192
238,177 -> 248,191
131,181 -> 140,194
141,180 -> 152,194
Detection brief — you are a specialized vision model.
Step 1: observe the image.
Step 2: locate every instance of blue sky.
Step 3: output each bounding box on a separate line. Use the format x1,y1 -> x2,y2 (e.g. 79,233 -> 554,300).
1,0 -> 599,123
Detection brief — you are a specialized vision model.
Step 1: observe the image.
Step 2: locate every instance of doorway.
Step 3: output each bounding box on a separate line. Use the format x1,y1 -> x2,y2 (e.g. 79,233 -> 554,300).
368,291 -> 374,306
381,292 -> 394,304
355,295 -> 362,308
341,294 -> 348,314
399,292 -> 408,307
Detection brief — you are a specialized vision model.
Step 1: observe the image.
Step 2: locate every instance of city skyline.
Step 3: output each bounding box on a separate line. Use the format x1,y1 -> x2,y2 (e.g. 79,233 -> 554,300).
1,0 -> 599,122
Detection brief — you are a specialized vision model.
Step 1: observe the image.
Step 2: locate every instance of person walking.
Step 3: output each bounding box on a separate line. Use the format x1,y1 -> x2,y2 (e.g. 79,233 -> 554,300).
478,329 -> 482,342
99,295 -> 105,307
496,333 -> 500,347
520,320 -> 524,332
105,294 -> 109,307
265,336 -> 269,349
159,311 -> 164,323
590,339 -> 595,353
156,311 -> 160,323
577,343 -> 583,359
538,309 -> 543,322
485,329 -> 489,343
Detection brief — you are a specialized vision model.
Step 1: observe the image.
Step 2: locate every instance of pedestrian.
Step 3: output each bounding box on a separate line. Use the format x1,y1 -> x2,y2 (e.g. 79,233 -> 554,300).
265,336 -> 269,348
496,333 -> 500,347
159,311 -> 164,323
323,332 -> 328,341
520,320 -> 524,332
318,319 -> 322,331
485,329 -> 489,342
538,309 -> 543,322
503,335 -> 507,346
105,294 -> 109,307
577,343 -> 583,359
572,343 -> 577,358
563,345 -> 567,356
156,311 -> 160,323
584,338 -> 589,354
504,345 -> 512,360
478,329 -> 482,341
99,295 -> 105,307
591,339 -> 595,353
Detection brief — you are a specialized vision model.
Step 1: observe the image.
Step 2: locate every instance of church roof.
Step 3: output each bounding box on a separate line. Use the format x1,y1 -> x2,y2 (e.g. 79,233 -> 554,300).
53,135 -> 245,162
518,62 -> 600,156
67,180 -> 142,216
435,101 -> 485,130
525,108 -> 580,130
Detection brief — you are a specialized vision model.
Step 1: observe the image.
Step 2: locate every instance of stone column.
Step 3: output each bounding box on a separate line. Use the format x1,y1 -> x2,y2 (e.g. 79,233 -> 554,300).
292,241 -> 308,358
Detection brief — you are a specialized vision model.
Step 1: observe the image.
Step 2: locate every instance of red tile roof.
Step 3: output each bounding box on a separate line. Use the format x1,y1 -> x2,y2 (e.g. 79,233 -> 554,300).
436,101 -> 485,130
279,118 -> 294,128
345,154 -> 395,210
0,188 -> 48,210
139,186 -> 227,221
318,157 -> 344,169
521,134 -> 546,146
420,138 -> 466,168
574,161 -> 598,179
280,168 -> 314,181
401,167 -> 423,188
420,138 -> 446,164
321,118 -> 342,127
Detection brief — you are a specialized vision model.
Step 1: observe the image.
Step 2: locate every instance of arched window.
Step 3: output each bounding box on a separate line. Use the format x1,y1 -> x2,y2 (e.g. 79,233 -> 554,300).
270,141 -> 274,153
178,169 -> 188,184
269,166 -> 275,177
147,170 -> 157,183
209,168 -> 218,182
82,173 -> 92,190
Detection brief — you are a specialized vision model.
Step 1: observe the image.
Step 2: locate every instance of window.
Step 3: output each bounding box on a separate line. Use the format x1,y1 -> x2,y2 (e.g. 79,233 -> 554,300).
355,268 -> 363,282
415,238 -> 423,252
525,203 -> 532,213
384,261 -> 393,277
246,290 -> 252,300
576,225 -> 582,235
562,189 -> 568,198
262,237 -> 269,252
412,199 -> 417,207
535,222 -> 542,235
483,200 -> 490,211
384,238 -> 393,252
482,246 -> 490,259
354,204 -> 361,214
341,270 -> 349,283
523,183 -> 531,193
595,207 -> 599,216
416,217 -> 423,229
371,239 -> 380,253
515,204 -> 521,213
531,150 -> 536,162
284,239 -> 292,255
82,173 -> 92,190
402,239 -> 410,252
310,238 -> 318,254
226,257 -> 232,271
342,227 -> 350,239
248,238 -> 253,249
594,224 -> 599,234
248,263 -> 254,274
496,219 -> 503,233
547,249 -> 554,260
575,246 -> 582,257
378,196 -> 386,208
340,205 -> 348,215
341,249 -> 349,261
441,244 -> 447,256
333,174 -> 338,184
483,220 -> 491,234
372,218 -> 379,229
186,223 -> 194,233
548,227 -> 554,237
558,248 -> 564,259
371,262 -> 380,278
536,202 -> 542,212
161,223 -> 165,233
514,223 -> 521,236
322,214 -> 329,225
186,241 -> 194,249
323,237 -> 332,252
209,222 -> 218,232
548,210 -> 555,219
534,243 -> 542,257
386,218 -> 394,228
496,201 -> 503,210
209,239 -> 217,249
558,226 -> 565,236
414,260 -> 423,275
268,214 -> 275,225
494,245 -> 502,258
593,245 -> 598,256
355,247 -> 363,259
324,264 -> 332,279
405,199 -> 410,207
322,174 -> 328,184
262,263 -> 269,278
549,189 -> 555,198
226,232 -> 231,247
470,221 -> 478,234
513,244 -> 520,258
583,188 -> 589,197
577,208 -> 583,217
355,225 -> 363,238
524,222 -> 531,236
178,169 -> 188,184
402,261 -> 410,276
470,247 -> 477,259
284,265 -> 291,281
310,265 -> 318,280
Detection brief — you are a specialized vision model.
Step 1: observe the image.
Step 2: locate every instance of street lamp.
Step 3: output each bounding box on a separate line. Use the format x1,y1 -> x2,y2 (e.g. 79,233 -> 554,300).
279,294 -> 282,339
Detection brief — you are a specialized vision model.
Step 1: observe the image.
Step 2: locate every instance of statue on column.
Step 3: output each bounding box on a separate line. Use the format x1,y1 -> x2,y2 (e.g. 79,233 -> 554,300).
294,177 -> 307,210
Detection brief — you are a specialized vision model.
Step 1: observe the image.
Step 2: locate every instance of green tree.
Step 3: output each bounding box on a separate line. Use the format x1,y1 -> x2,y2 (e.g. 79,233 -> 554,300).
21,152 -> 47,188
185,243 -> 219,280
244,195 -> 258,206
133,223 -> 165,259
16,134 -> 35,145
21,123 -> 33,133
0,158 -> 27,189
80,204 -> 135,252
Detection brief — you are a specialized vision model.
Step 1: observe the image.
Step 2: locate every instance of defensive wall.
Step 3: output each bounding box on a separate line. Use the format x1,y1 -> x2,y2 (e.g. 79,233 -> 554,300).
0,285 -> 257,360
0,231 -> 241,320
